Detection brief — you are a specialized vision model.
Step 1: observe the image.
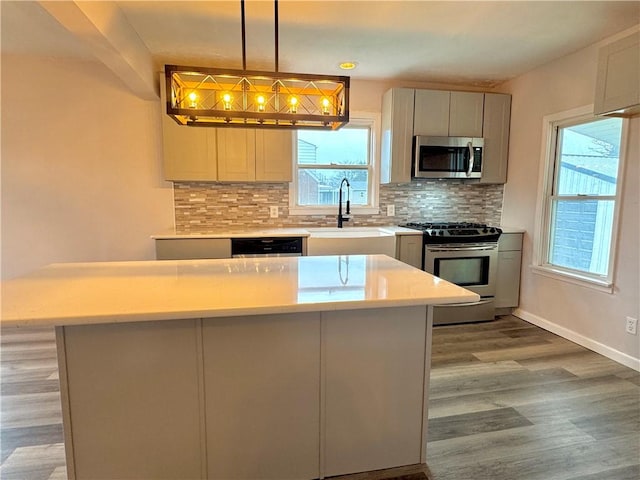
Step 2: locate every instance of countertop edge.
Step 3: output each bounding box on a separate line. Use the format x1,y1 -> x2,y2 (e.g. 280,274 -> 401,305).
2,294 -> 480,328
151,226 -> 423,239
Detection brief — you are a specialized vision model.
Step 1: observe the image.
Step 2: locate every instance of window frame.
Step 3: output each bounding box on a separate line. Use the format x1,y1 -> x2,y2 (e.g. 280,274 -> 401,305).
288,113 -> 380,215
532,105 -> 628,292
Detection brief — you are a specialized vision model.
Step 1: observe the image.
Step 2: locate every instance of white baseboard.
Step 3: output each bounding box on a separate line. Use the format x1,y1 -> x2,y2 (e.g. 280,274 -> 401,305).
513,308 -> 640,372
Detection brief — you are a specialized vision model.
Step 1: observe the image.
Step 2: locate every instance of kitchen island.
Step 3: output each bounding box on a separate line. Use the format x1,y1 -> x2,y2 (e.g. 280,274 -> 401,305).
1,255 -> 478,480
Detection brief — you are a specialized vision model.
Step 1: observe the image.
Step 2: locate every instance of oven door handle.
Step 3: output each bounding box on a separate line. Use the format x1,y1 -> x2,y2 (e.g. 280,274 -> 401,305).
437,298 -> 494,308
427,245 -> 497,252
466,141 -> 474,177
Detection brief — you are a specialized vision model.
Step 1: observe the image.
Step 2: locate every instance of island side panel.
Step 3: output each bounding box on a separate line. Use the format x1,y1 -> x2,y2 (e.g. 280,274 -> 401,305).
322,305 -> 428,477
202,313 -> 321,480
421,305 -> 435,462
60,320 -> 205,480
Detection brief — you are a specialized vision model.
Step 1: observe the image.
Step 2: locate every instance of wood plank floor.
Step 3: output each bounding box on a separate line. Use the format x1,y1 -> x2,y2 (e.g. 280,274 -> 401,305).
1,315 -> 638,480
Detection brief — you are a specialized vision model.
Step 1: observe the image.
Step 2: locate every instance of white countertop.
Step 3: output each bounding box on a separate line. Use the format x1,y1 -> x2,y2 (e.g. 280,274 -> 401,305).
500,226 -> 526,234
152,226 -> 422,239
1,255 -> 478,328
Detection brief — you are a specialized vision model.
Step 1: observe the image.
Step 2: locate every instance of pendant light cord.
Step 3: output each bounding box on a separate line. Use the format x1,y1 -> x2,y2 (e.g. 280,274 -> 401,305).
241,0 -> 279,72
241,0 -> 246,70
274,0 -> 279,72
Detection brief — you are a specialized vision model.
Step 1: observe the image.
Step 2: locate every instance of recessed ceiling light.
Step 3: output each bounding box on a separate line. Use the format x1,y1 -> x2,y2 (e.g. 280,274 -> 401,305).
339,62 -> 358,70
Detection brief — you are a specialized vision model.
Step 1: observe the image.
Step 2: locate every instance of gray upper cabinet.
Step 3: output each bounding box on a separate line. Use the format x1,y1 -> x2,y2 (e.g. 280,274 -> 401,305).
480,93 -> 511,184
594,31 -> 640,117
160,73 -> 293,183
448,91 -> 484,137
160,73 -> 218,181
381,88 -> 415,184
414,90 -> 483,137
216,128 -> 257,181
382,87 -> 511,184
413,90 -> 450,136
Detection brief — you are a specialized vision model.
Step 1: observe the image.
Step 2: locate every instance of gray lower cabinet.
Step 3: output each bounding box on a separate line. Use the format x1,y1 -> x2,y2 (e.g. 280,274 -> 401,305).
59,320 -> 205,480
58,307 -> 431,479
396,234 -> 423,269
495,233 -> 523,309
203,314 -> 321,479
155,238 -> 232,260
323,307 -> 427,476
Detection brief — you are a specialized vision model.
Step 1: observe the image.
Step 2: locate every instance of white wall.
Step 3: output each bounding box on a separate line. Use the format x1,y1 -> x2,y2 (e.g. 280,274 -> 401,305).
500,27 -> 640,368
1,55 -> 175,280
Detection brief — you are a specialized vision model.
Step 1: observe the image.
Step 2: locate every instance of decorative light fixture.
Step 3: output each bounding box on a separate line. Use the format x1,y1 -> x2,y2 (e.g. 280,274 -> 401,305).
165,0 -> 350,130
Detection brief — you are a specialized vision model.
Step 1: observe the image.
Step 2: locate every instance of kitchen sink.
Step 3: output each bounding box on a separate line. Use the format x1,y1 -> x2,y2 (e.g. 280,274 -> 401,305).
306,227 -> 396,256
306,227 -> 395,238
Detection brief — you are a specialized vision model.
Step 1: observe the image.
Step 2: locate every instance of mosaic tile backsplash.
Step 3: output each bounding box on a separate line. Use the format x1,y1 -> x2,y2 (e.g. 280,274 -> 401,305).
173,181 -> 504,233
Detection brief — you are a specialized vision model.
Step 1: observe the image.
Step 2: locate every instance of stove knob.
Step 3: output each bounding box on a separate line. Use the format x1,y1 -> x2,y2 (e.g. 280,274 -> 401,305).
482,228 -> 488,233
489,228 -> 495,233
438,230 -> 445,236
425,231 -> 431,236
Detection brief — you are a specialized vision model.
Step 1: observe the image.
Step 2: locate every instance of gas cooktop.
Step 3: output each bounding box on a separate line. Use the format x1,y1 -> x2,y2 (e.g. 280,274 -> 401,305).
400,222 -> 502,244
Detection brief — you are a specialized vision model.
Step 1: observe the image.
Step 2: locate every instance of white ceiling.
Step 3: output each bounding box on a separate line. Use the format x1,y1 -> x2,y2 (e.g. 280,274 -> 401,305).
2,1 -> 639,88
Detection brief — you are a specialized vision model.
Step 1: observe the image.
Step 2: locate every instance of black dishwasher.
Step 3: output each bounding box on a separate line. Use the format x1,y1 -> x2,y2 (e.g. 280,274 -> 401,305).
230,237 -> 304,257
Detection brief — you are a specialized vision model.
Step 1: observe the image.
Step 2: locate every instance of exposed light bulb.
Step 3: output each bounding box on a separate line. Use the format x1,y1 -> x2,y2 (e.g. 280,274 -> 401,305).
222,93 -> 233,110
256,94 -> 266,112
289,96 -> 298,114
188,92 -> 198,108
321,97 -> 331,115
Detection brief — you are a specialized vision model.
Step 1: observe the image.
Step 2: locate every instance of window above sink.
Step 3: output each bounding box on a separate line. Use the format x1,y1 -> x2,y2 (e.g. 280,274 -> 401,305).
289,113 -> 380,215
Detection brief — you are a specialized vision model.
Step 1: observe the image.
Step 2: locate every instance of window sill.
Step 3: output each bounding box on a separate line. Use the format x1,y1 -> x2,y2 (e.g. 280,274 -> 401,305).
530,265 -> 613,293
288,206 -> 380,216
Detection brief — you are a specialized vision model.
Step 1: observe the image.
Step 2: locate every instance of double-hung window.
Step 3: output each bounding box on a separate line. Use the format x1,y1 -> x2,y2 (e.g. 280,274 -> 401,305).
289,116 -> 378,215
535,106 -> 627,290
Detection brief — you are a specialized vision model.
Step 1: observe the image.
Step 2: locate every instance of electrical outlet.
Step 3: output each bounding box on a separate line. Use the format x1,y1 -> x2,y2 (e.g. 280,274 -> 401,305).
387,205 -> 395,216
269,206 -> 278,218
625,317 -> 637,335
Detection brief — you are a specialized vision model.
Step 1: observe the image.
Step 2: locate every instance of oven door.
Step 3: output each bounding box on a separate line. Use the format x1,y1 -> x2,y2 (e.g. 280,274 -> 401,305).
424,243 -> 498,298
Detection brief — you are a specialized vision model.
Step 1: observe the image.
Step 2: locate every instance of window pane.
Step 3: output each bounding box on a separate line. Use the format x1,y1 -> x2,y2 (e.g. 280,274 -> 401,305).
297,128 -> 369,166
297,169 -> 368,206
549,198 -> 615,275
555,117 -> 622,196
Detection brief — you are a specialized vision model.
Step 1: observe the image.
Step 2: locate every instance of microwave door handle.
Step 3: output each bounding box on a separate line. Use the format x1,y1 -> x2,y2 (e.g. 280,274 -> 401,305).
466,142 -> 474,177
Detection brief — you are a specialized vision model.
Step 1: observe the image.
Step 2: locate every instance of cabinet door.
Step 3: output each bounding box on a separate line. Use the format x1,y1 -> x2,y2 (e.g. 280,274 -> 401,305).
155,238 -> 232,260
396,235 -> 423,269
160,73 -> 217,181
203,314 -> 321,480
217,128 -> 256,181
255,130 -> 293,182
61,320 -> 204,479
594,31 -> 640,115
480,93 -> 511,184
413,89 -> 450,136
449,91 -> 484,137
495,250 -> 522,308
323,307 -> 426,476
381,88 -> 415,183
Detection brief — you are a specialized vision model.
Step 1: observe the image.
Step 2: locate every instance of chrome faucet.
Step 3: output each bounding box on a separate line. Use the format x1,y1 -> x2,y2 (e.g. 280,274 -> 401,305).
337,178 -> 351,228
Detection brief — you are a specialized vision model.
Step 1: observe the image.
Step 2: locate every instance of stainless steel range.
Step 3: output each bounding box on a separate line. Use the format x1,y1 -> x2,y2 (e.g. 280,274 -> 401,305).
400,222 -> 503,325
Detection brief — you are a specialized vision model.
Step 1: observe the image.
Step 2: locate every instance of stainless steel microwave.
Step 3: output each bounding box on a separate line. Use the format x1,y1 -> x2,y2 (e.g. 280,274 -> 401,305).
413,136 -> 484,179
